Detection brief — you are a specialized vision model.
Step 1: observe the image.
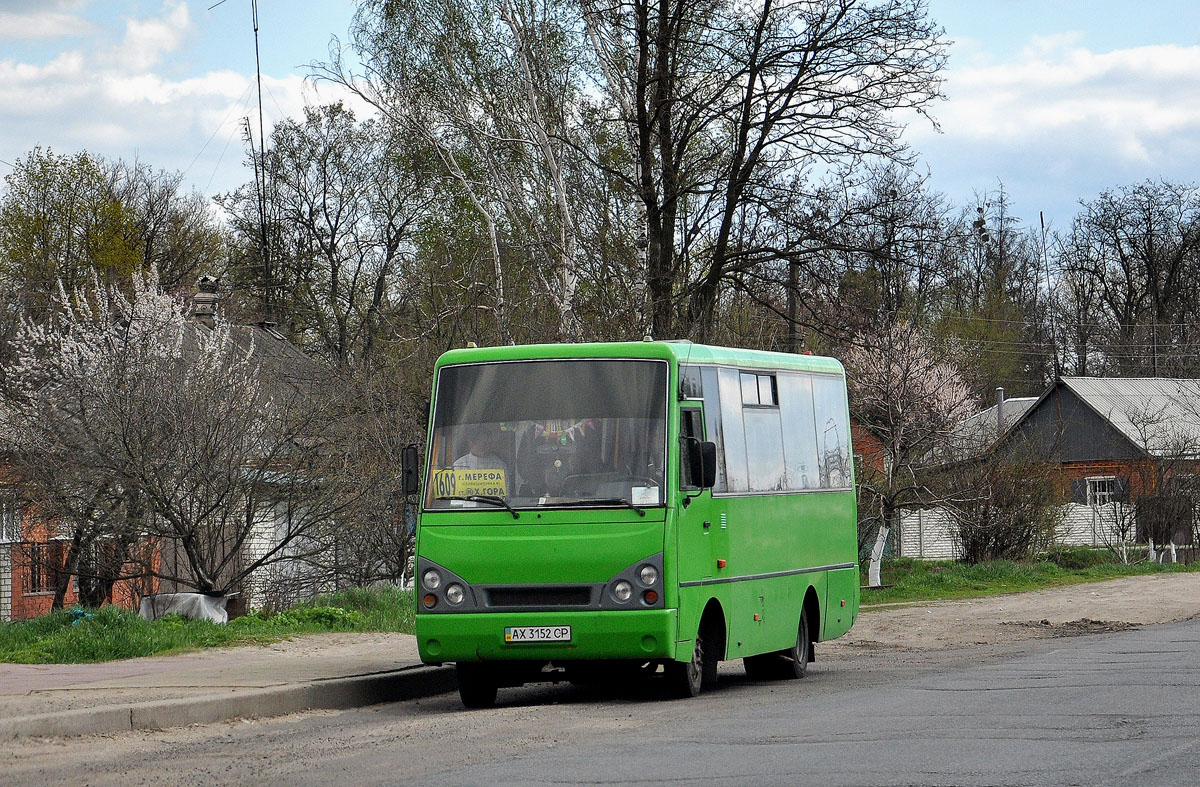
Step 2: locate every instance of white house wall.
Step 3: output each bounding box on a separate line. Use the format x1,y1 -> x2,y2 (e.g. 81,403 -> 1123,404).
898,503 -> 1136,560
243,503 -> 332,610
242,504 -> 280,608
0,545 -> 10,622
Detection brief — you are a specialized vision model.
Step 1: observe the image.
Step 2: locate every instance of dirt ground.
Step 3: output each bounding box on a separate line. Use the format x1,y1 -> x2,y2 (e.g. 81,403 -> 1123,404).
824,571 -> 1200,657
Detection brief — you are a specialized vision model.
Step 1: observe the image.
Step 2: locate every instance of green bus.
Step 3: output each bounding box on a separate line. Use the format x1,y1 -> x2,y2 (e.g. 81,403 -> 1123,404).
412,341 -> 859,707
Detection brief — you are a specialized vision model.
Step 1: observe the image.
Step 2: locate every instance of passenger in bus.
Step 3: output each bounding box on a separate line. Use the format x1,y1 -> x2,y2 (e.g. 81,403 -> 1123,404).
453,425 -> 509,476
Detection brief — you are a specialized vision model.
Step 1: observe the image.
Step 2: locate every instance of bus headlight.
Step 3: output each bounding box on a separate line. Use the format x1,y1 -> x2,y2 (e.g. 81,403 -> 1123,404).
422,569 -> 441,591
612,580 -> 633,603
445,583 -> 465,605
638,565 -> 659,586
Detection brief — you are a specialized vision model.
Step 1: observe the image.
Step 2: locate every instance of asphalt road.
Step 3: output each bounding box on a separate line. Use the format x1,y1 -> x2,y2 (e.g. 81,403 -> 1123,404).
6,620 -> 1200,787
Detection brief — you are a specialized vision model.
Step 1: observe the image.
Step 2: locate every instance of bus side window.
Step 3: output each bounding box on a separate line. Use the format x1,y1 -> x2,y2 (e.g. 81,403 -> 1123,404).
679,409 -> 703,488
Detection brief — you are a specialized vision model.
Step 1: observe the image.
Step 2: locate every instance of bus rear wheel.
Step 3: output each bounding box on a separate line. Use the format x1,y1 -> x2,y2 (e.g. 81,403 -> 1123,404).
743,608 -> 811,681
780,606 -> 811,679
456,662 -> 499,708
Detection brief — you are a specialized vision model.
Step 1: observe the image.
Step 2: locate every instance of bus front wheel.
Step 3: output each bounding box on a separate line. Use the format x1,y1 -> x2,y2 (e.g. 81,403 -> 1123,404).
456,662 -> 499,708
667,621 -> 718,698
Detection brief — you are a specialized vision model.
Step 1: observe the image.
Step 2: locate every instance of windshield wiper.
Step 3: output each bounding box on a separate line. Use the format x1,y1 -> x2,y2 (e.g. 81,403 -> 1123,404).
552,498 -> 646,517
436,495 -> 520,519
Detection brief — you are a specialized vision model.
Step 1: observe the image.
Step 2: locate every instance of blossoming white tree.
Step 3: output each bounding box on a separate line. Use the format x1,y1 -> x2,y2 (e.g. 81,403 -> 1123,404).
845,321 -> 975,586
3,269 -> 364,602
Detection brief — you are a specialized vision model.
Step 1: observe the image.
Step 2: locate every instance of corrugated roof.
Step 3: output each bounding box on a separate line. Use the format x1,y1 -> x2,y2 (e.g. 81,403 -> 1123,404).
1062,377 -> 1200,457
939,396 -> 1038,461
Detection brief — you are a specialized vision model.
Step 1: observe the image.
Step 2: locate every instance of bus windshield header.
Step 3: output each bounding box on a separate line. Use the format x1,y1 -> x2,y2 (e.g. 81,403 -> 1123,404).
425,359 -> 669,513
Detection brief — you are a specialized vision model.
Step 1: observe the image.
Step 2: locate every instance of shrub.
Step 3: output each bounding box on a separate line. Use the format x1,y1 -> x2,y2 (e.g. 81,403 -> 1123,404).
1045,546 -> 1110,570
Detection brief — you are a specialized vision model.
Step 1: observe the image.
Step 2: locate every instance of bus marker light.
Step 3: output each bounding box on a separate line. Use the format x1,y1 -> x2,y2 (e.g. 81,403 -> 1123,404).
717,559 -> 726,569
643,590 -> 658,605
753,614 -> 761,621
423,594 -> 437,609
841,600 -> 846,607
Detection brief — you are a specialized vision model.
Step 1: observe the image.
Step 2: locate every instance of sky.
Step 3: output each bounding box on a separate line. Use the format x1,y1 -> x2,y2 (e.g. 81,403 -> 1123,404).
3,1 -> 1200,232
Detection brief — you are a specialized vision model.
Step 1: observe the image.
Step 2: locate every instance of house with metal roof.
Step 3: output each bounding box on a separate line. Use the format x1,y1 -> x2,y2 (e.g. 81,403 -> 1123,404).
897,377 -> 1200,562
1000,377 -> 1200,555
943,387 -> 1039,461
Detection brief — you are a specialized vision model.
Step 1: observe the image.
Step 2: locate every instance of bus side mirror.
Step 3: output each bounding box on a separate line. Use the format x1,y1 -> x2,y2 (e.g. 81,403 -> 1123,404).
687,438 -> 717,489
401,443 -> 420,497
699,441 -> 717,489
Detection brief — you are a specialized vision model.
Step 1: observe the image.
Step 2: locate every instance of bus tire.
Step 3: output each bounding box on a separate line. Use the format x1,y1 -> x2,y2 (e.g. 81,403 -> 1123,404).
743,607 -> 811,680
667,614 -> 720,697
780,606 -> 811,679
666,637 -> 704,697
456,662 -> 499,708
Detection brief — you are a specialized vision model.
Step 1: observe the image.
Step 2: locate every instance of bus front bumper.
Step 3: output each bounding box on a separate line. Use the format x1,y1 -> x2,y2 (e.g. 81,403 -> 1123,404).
417,609 -> 678,663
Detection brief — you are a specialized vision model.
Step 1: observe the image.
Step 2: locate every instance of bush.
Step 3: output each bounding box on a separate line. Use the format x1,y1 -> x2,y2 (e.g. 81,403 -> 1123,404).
276,606 -> 367,629
1045,546 -> 1110,570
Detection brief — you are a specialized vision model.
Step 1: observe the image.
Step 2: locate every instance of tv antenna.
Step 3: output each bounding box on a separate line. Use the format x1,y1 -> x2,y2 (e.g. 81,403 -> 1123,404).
210,0 -> 273,324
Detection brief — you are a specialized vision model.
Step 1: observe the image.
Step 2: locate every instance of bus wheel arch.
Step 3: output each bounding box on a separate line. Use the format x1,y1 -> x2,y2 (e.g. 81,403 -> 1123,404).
803,585 -> 820,662
668,598 -> 725,697
700,599 -> 727,676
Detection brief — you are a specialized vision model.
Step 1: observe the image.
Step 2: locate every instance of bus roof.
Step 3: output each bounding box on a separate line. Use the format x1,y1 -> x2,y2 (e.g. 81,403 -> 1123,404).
433,340 -> 845,376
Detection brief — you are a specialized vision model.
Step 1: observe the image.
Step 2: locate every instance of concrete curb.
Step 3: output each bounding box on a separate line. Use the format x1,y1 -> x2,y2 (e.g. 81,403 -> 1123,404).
0,665 -> 456,740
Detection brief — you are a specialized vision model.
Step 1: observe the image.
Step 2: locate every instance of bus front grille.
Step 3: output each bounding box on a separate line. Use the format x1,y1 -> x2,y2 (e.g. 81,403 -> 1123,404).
485,586 -> 594,608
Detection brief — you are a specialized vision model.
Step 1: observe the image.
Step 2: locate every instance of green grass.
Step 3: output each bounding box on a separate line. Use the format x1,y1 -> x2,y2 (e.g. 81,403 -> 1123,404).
863,552 -> 1200,606
0,586 -> 415,665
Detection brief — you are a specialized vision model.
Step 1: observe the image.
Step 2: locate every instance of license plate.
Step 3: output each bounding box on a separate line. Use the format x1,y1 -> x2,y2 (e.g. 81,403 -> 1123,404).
504,625 -> 572,643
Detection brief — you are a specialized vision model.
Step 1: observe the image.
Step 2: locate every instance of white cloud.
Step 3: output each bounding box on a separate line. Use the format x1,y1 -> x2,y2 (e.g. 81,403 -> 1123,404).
0,0 -> 366,200
100,0 -> 191,72
903,36 -> 1200,223
912,40 -> 1200,160
0,10 -> 97,40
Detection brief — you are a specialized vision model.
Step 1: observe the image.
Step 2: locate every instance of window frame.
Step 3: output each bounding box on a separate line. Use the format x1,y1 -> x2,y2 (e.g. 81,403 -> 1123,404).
708,364 -> 852,497
1086,476 -> 1118,507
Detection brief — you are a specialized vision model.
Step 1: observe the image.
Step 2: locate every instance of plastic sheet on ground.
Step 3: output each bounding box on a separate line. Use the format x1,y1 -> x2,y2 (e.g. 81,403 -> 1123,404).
139,593 -> 230,624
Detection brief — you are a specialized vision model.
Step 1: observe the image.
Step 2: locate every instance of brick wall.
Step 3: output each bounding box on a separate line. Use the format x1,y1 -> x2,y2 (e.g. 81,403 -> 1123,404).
851,419 -> 887,476
2,505 -> 159,622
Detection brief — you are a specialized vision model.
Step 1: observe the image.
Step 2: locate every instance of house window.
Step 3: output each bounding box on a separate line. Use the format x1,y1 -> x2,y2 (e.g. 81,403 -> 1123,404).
27,541 -> 65,594
0,498 -> 18,543
1086,476 -> 1118,506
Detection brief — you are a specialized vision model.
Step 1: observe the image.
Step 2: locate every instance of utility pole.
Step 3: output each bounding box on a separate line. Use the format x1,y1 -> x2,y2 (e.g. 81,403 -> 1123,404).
1040,211 -> 1061,378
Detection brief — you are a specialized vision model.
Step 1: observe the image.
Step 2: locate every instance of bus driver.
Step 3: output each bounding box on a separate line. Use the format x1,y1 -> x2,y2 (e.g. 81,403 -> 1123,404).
453,425 -> 509,476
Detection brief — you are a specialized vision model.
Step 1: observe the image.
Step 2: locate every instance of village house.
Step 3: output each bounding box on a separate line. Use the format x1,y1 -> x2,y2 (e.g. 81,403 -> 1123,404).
1,280 -> 329,622
897,377 -> 1200,562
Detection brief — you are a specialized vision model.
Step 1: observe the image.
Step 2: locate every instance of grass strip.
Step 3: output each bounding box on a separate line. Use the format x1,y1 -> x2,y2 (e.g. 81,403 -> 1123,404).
0,586 -> 415,665
863,554 -> 1200,606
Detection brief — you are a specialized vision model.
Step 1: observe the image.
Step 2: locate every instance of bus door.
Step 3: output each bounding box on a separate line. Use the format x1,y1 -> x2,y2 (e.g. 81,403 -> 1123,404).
676,404 -> 726,585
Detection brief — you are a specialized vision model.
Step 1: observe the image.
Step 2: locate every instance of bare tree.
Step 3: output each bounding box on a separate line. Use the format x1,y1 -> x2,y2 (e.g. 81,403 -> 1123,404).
319,0 -> 590,342
583,0 -> 948,337
220,104 -> 432,368
1108,392 -> 1200,563
938,447 -> 1062,564
1057,181 -> 1200,377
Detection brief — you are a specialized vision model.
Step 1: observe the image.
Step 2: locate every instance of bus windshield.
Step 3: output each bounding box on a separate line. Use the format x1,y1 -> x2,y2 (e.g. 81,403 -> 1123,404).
425,359 -> 669,512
